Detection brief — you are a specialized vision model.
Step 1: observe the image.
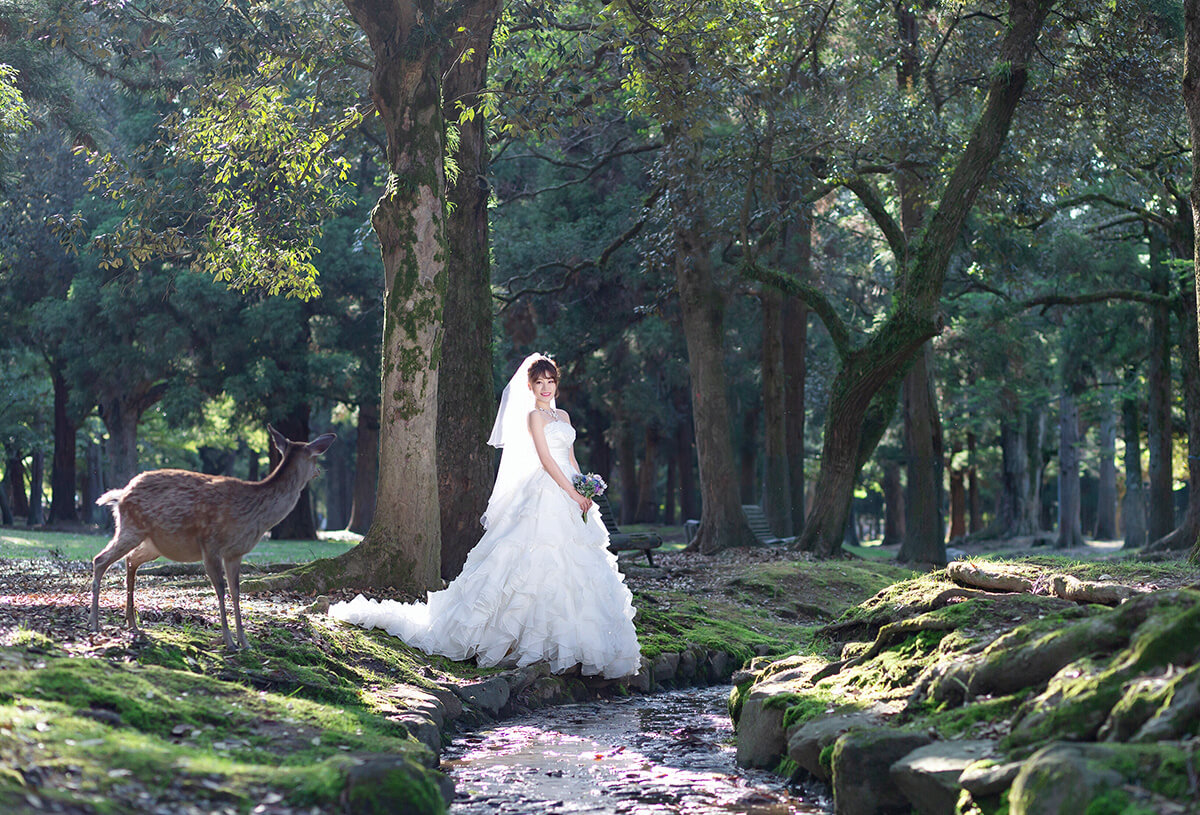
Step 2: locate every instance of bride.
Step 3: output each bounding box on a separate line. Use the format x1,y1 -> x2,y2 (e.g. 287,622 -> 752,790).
330,353 -> 642,679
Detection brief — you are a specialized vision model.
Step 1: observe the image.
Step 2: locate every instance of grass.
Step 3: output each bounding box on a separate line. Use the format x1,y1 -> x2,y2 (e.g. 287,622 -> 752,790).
0,529 -> 361,565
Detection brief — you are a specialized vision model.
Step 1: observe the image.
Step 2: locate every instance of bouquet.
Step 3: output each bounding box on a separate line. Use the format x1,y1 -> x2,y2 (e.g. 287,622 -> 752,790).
572,473 -> 607,522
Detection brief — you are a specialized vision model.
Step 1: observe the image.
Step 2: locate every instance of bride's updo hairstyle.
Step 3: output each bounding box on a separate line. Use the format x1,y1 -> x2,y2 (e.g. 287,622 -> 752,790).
527,356 -> 559,384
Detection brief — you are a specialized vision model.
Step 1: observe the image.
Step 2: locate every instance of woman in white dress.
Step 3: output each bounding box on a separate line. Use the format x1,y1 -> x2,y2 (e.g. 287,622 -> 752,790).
330,353 -> 642,679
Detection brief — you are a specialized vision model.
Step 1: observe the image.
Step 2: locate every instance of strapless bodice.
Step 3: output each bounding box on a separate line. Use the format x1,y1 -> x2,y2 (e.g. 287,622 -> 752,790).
544,421 -> 576,472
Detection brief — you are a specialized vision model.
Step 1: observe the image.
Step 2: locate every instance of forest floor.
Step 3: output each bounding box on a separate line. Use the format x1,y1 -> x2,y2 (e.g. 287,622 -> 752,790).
0,533 -> 1195,814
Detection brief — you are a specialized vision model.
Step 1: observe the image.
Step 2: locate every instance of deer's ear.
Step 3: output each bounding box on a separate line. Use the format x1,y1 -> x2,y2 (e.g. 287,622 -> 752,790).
268,425 -> 290,455
306,433 -> 337,455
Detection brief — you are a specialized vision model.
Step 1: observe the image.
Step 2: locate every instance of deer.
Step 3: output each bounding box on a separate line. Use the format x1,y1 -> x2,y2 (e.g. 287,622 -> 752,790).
89,425 -> 336,650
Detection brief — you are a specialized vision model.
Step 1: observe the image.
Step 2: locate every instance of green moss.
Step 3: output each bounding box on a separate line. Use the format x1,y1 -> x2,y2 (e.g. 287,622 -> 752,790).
344,758 -> 446,815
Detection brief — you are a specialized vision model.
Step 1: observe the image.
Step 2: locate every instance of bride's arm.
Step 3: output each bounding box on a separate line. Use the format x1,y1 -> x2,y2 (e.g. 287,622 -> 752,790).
528,412 -> 592,512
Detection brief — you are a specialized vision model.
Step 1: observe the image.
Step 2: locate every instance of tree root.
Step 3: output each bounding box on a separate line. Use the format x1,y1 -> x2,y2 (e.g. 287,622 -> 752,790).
947,560 -> 1035,593
946,561 -> 1145,607
812,614 -> 956,682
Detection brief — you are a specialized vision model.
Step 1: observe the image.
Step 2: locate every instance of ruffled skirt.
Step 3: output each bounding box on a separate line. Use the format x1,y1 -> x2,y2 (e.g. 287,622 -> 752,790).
329,469 -> 641,679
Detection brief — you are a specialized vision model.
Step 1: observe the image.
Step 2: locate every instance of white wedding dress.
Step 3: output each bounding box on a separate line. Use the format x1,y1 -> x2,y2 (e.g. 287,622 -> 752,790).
329,420 -> 642,679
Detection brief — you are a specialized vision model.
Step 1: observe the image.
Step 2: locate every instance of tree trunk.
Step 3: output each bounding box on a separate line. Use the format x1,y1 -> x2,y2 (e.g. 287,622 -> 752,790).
791,0 -> 1054,557
81,440 -> 104,526
437,2 -> 501,581
663,453 -> 677,526
899,346 -> 945,563
762,286 -> 792,536
1147,231 -> 1174,543
881,459 -> 905,546
26,450 -> 44,527
347,401 -> 379,534
634,426 -> 659,523
0,474 -> 11,525
739,405 -> 758,505
297,0 -> 452,595
968,429 -> 982,533
49,367 -> 78,525
948,441 -> 966,541
671,135 -> 757,553
617,423 -> 638,525
677,416 -> 700,522
994,403 -> 1041,538
784,297 -> 808,538
1121,385 -> 1147,548
101,399 -> 140,492
271,411 -> 318,540
1094,385 -> 1119,540
1056,387 -> 1083,548
6,452 -> 28,518
1182,0 -> 1200,560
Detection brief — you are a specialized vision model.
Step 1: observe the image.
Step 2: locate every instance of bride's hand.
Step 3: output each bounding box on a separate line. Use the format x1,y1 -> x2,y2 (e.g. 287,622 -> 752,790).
572,492 -> 593,514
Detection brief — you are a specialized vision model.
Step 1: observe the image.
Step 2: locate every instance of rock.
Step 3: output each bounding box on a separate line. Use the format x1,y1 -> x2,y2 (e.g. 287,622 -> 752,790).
958,759 -> 1023,798
303,595 -> 330,615
428,685 -> 463,721
735,685 -> 788,769
451,675 -> 510,717
889,739 -> 995,815
786,711 -> 887,781
1008,743 -> 1124,815
652,652 -> 680,683
731,667 -> 758,686
677,648 -> 698,681
389,686 -> 448,730
519,676 -> 575,709
706,650 -> 732,681
342,756 -> 449,815
829,729 -> 932,815
389,712 -> 441,756
626,656 -> 653,693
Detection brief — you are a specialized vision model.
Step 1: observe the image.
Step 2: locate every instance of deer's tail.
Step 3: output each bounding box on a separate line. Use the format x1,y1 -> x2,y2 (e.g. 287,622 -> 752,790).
95,489 -> 126,507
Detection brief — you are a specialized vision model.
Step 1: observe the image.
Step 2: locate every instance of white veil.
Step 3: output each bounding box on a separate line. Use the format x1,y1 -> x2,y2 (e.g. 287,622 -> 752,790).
481,352 -> 554,529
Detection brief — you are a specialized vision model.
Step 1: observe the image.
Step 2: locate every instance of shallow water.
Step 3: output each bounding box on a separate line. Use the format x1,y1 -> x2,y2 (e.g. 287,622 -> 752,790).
442,684 -> 830,815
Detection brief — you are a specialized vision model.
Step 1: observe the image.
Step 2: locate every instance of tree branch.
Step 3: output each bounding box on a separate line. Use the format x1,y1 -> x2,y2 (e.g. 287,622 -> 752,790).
743,262 -> 853,359
842,174 -> 907,261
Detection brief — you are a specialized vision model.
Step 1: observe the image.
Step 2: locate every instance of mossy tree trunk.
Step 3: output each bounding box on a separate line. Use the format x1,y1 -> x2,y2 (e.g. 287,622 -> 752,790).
783,209 -> 811,536
1146,230 -> 1174,544
760,0 -> 1054,557
1094,387 -> 1119,541
1056,386 -> 1083,548
49,365 -> 78,525
762,286 -> 791,536
900,347 -> 944,563
671,134 -> 757,554
437,0 -> 501,581
347,399 -> 379,534
1186,0 -> 1200,561
311,0 -> 449,594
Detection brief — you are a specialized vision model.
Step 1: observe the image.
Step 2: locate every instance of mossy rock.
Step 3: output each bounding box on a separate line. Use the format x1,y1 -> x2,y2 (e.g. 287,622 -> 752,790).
342,755 -> 448,815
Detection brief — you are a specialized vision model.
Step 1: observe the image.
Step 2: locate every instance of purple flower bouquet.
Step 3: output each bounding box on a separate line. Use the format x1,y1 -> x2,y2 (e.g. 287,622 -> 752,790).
572,472 -> 607,522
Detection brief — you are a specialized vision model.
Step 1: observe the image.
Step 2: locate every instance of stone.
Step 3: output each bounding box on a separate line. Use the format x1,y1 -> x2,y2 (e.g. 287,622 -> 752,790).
342,755 -> 449,815
389,686 -> 448,730
889,739 -> 995,815
786,711 -> 887,781
652,652 -> 680,683
427,685 -> 463,721
303,595 -> 329,615
451,675 -> 511,717
830,728 -> 933,815
1008,743 -> 1126,815
707,650 -> 732,681
389,712 -> 441,756
735,686 -> 787,769
626,657 -> 653,693
677,648 -> 698,681
519,676 -> 574,708
958,760 -> 1023,798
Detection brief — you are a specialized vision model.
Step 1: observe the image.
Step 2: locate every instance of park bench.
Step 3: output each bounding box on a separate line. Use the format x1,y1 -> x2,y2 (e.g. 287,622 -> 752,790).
741,504 -> 787,545
596,494 -> 663,566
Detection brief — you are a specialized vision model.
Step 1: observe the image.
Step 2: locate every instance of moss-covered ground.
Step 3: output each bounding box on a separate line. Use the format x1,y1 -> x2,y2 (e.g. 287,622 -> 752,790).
741,551 -> 1200,813
0,538 -> 908,814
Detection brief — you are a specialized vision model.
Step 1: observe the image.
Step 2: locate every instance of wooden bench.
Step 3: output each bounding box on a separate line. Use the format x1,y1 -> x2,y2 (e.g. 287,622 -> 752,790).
596,494 -> 663,566
741,504 -> 787,546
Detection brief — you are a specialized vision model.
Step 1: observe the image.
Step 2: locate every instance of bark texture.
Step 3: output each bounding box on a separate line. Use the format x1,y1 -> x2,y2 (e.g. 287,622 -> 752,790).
1186,0 -> 1200,560
788,0 -> 1054,557
1146,231 -> 1174,543
436,1 -> 501,580
1056,387 -> 1083,549
49,367 -> 78,525
1094,387 -> 1118,540
900,347 -> 944,563
347,400 -> 379,534
1121,386 -> 1147,549
762,286 -> 792,536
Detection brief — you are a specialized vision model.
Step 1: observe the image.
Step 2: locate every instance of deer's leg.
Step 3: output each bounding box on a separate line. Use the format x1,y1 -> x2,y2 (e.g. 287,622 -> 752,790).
90,520 -> 145,633
123,541 -> 161,631
202,551 -> 235,650
224,557 -> 248,649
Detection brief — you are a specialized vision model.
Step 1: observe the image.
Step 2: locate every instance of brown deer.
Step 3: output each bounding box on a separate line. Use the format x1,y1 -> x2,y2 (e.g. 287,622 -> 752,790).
90,426 -> 336,650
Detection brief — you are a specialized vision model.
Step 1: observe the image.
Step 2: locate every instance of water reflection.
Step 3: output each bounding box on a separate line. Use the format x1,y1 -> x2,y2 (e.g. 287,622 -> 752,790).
443,685 -> 829,814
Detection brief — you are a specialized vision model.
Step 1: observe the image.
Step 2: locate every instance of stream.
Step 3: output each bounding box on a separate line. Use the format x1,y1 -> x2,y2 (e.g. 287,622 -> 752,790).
442,684 -> 830,815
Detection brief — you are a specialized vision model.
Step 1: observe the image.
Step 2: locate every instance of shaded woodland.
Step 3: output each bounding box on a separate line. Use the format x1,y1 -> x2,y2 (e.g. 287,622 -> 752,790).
1,0 -> 1199,587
